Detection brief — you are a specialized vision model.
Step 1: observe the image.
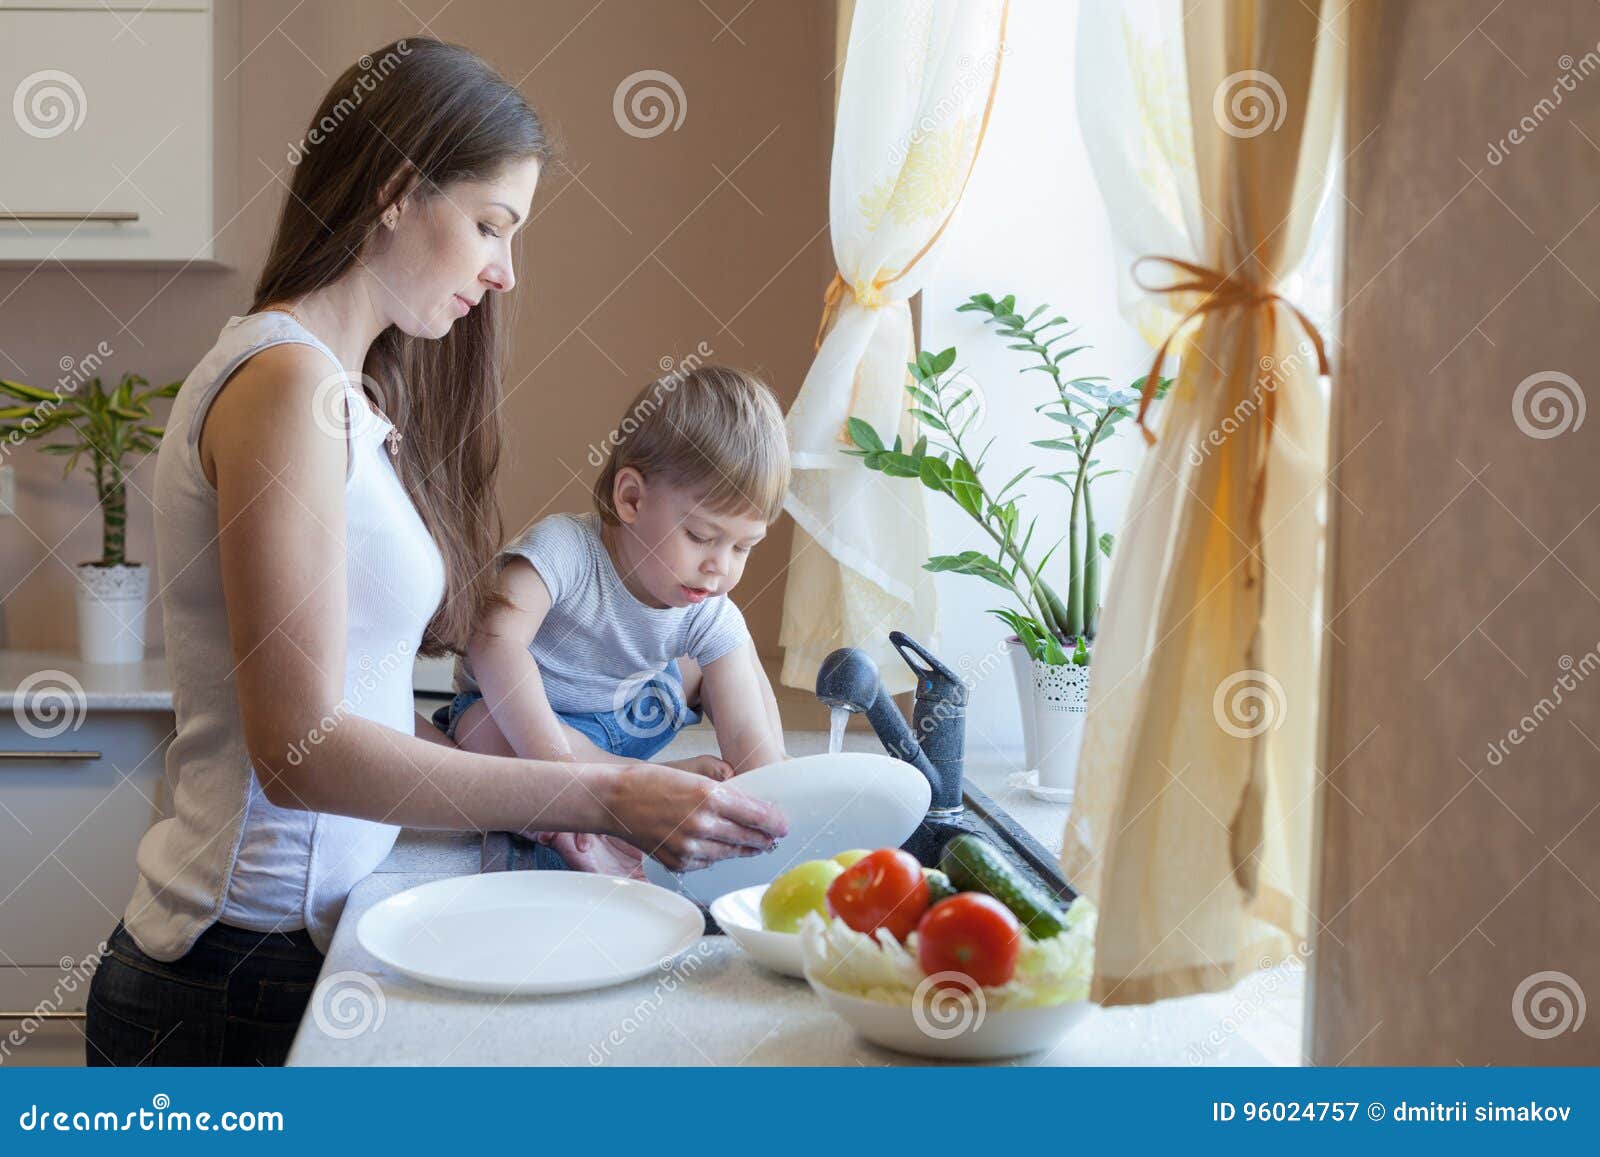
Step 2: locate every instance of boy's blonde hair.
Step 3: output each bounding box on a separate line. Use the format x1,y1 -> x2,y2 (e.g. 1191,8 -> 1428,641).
593,364 -> 790,526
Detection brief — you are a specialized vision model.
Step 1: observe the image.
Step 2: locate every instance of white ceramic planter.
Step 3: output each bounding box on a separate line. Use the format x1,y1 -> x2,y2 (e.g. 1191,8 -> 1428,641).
74,562 -> 149,664
1006,638 -> 1091,794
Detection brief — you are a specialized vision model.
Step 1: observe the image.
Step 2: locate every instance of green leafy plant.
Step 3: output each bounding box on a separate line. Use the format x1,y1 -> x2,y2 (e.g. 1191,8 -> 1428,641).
846,292 -> 1169,666
0,373 -> 181,566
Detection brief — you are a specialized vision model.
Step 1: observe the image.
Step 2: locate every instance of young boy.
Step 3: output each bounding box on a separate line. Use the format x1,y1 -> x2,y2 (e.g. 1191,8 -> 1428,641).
433,365 -> 790,876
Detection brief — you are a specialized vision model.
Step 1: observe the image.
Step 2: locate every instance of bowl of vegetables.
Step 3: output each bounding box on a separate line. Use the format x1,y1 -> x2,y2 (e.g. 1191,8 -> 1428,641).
710,851 -> 868,979
800,836 -> 1096,1060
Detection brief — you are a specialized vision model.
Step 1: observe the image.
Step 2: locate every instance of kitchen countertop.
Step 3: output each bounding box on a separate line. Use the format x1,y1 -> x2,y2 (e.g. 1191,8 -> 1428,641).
290,729 -> 1304,1067
0,650 -> 176,711
0,649 -> 462,716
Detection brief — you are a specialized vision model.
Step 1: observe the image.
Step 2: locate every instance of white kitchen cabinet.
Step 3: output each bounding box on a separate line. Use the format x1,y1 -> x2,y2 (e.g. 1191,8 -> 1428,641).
0,1 -> 237,265
0,655 -> 173,1020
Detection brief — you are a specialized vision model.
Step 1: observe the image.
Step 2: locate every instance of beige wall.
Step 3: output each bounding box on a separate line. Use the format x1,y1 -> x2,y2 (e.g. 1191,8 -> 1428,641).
0,0 -> 834,664
1313,0 -> 1600,1063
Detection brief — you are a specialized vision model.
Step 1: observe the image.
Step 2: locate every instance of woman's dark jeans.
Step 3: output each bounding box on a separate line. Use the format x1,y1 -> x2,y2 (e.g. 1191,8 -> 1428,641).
85,920 -> 324,1066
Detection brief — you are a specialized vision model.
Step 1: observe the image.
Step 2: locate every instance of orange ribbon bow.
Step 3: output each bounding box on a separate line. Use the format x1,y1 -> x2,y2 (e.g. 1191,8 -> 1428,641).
1132,255 -> 1329,446
1133,255 -> 1330,585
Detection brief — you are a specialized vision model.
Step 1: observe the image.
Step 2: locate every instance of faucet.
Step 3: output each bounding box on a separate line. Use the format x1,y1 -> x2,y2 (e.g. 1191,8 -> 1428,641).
816,631 -> 968,818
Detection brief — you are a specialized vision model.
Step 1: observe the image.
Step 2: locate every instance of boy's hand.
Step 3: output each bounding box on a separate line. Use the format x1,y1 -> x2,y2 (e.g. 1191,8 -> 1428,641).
663,754 -> 735,781
549,832 -> 646,878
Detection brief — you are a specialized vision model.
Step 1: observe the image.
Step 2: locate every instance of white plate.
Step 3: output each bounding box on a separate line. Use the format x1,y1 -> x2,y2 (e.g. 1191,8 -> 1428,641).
708,884 -> 806,979
643,752 -> 932,905
805,975 -> 1091,1061
356,871 -> 703,995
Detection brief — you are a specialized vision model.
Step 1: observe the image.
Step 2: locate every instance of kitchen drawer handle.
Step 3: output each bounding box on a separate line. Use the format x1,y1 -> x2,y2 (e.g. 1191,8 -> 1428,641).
0,750 -> 102,761
0,211 -> 139,223
0,1010 -> 85,1021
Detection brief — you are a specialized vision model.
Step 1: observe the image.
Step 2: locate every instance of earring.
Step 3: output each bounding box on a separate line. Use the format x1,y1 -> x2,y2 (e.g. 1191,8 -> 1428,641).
383,208 -> 397,228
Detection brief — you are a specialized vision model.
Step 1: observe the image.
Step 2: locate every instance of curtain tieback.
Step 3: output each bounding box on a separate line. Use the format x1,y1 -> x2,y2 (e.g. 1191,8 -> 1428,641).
1131,255 -> 1329,446
1133,255 -> 1330,585
813,270 -> 890,352
814,270 -> 893,445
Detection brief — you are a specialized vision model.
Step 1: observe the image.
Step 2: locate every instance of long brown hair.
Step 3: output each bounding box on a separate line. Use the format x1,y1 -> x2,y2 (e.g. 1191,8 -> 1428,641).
252,37 -> 553,656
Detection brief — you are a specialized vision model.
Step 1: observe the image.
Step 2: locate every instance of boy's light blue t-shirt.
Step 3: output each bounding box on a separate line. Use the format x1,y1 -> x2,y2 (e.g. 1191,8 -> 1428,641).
451,512 -> 750,714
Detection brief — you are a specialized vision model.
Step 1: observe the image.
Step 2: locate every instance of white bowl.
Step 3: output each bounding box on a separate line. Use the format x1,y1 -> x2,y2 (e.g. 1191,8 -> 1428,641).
708,884 -> 806,979
804,973 -> 1091,1060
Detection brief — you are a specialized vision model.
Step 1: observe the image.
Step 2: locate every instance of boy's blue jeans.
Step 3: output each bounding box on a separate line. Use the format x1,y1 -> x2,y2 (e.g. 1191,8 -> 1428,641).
430,662 -> 701,872
430,660 -> 701,761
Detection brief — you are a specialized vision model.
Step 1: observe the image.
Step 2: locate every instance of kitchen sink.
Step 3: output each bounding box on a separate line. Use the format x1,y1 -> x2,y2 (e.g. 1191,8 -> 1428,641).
481,631 -> 1077,929
480,778 -> 1074,934
901,779 -> 1076,904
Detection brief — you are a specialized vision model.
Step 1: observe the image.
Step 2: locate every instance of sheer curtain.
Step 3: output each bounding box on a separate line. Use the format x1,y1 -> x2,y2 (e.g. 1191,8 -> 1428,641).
779,0 -> 1007,694
1063,0 -> 1346,1004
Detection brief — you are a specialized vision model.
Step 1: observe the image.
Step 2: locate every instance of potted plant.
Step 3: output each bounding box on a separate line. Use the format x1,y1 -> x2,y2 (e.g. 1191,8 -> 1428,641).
0,372 -> 181,663
847,292 -> 1167,794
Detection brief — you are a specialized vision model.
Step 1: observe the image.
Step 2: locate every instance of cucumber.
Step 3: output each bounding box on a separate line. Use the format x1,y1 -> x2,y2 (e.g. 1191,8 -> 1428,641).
939,834 -> 1068,939
922,867 -> 957,904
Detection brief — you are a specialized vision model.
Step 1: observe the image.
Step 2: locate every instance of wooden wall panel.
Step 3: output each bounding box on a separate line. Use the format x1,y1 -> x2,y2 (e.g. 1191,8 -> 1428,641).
1314,0 -> 1600,1064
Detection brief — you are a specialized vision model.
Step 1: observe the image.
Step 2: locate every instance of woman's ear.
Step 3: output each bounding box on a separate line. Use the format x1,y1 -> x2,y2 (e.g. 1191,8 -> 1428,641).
376,160 -> 418,226
611,466 -> 646,525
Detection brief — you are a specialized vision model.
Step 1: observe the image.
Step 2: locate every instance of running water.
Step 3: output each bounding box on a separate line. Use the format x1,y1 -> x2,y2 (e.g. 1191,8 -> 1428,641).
828,706 -> 849,755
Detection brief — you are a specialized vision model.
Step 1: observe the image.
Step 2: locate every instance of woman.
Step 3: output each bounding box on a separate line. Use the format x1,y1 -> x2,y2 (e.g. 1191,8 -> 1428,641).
84,38 -> 786,1067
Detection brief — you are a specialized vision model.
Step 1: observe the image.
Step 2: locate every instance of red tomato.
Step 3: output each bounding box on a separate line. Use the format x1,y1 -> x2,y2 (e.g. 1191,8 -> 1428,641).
825,848 -> 930,941
915,893 -> 1022,988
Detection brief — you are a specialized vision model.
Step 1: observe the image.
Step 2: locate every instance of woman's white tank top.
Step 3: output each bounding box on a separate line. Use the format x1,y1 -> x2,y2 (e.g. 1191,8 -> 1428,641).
123,310 -> 445,960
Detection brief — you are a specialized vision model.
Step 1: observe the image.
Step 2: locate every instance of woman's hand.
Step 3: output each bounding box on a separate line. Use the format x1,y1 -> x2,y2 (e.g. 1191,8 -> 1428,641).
605,764 -> 787,872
